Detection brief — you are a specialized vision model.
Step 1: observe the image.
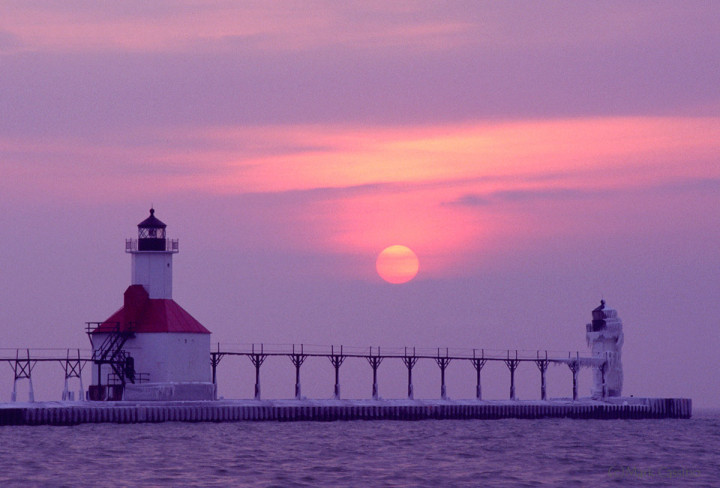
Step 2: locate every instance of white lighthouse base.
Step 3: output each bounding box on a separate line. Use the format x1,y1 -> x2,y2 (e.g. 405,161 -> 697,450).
123,382 -> 215,401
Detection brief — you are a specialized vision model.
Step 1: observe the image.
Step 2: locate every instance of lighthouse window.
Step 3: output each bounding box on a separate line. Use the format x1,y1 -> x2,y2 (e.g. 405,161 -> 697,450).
139,228 -> 166,239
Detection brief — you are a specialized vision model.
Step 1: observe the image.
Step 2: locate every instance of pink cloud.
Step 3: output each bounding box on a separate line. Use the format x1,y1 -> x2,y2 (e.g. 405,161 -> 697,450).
2,117 -> 716,272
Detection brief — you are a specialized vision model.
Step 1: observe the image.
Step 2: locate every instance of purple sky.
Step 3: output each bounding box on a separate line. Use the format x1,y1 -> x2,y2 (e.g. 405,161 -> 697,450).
1,2 -> 719,406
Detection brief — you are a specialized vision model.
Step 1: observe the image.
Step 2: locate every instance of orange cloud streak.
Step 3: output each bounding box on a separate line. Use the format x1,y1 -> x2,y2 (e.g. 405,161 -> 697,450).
209,117 -> 718,195
2,116 -> 717,277
203,117 -> 717,275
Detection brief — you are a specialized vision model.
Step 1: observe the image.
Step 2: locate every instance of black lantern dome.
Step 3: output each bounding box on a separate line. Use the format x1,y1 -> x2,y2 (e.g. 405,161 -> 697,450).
137,208 -> 167,251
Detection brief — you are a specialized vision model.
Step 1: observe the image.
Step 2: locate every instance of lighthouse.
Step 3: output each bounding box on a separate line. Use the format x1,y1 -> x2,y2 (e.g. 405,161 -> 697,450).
586,300 -> 624,398
129,208 -> 175,299
88,209 -> 213,401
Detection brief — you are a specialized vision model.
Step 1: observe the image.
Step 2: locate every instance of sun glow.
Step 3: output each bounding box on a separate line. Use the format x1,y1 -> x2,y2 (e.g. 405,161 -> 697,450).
376,245 -> 420,284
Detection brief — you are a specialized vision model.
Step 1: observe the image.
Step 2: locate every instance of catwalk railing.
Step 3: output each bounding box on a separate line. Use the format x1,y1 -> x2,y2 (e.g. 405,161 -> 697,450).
1,344 -> 608,402
210,343 -> 608,402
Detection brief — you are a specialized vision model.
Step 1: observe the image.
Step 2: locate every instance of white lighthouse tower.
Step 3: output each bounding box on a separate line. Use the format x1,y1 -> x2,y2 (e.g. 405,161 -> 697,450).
586,300 -> 624,398
129,208 -> 175,299
88,209 -> 213,401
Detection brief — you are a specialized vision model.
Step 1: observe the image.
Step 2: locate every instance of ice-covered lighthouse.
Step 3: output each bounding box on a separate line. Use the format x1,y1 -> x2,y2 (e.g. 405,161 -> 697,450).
88,209 -> 213,401
586,300 -> 624,398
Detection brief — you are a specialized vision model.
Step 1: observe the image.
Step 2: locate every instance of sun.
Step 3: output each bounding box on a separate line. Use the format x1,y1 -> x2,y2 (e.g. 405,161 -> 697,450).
376,245 -> 420,284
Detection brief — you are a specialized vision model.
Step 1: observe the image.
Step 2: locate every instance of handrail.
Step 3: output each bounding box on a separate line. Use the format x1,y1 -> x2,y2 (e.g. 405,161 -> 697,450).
125,238 -> 179,252
211,342 -> 600,364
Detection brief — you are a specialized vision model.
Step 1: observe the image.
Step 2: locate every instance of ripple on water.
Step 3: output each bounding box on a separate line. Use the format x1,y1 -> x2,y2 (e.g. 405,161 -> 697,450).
0,413 -> 718,487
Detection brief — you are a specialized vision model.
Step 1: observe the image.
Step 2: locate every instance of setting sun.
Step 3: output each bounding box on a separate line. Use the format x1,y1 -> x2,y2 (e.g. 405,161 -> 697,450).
376,245 -> 420,284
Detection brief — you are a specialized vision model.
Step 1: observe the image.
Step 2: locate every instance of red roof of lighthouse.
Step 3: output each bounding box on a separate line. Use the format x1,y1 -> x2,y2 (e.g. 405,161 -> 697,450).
93,285 -> 210,334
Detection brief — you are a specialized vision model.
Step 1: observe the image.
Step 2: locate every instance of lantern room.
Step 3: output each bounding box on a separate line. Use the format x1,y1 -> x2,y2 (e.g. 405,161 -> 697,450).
138,208 -> 167,251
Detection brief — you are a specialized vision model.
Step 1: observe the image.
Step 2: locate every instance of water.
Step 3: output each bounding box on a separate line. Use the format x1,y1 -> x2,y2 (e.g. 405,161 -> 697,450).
0,410 -> 717,487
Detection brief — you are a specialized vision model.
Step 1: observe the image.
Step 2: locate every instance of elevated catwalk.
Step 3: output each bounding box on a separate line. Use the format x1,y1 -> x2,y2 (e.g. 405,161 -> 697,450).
0,397 -> 691,426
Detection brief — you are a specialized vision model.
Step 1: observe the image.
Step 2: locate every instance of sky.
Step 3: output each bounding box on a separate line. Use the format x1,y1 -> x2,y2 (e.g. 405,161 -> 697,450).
1,1 -> 718,406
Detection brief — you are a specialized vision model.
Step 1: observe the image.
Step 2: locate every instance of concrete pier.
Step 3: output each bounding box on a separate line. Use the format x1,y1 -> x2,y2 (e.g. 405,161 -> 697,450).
0,397 -> 691,426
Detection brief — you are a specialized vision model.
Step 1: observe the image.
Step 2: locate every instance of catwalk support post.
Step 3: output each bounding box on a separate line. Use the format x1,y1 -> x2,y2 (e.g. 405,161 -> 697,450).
367,347 -> 383,400
62,349 -> 85,401
210,343 -> 225,400
504,350 -> 520,401
568,353 -> 580,401
471,349 -> 487,400
289,344 -> 307,400
402,347 -> 418,400
535,351 -> 549,401
435,348 -> 451,400
249,344 -> 267,400
328,345 -> 346,400
12,349 -> 35,402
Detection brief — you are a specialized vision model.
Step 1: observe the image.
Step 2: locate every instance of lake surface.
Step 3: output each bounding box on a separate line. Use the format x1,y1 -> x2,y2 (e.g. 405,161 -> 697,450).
0,409 -> 717,487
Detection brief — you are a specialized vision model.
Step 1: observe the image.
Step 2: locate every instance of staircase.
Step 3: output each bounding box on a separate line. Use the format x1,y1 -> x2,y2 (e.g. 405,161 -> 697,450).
86,322 -> 137,400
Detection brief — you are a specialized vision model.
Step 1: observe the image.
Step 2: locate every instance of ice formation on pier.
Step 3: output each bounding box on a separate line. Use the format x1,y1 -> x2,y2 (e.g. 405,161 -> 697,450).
586,300 -> 623,398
